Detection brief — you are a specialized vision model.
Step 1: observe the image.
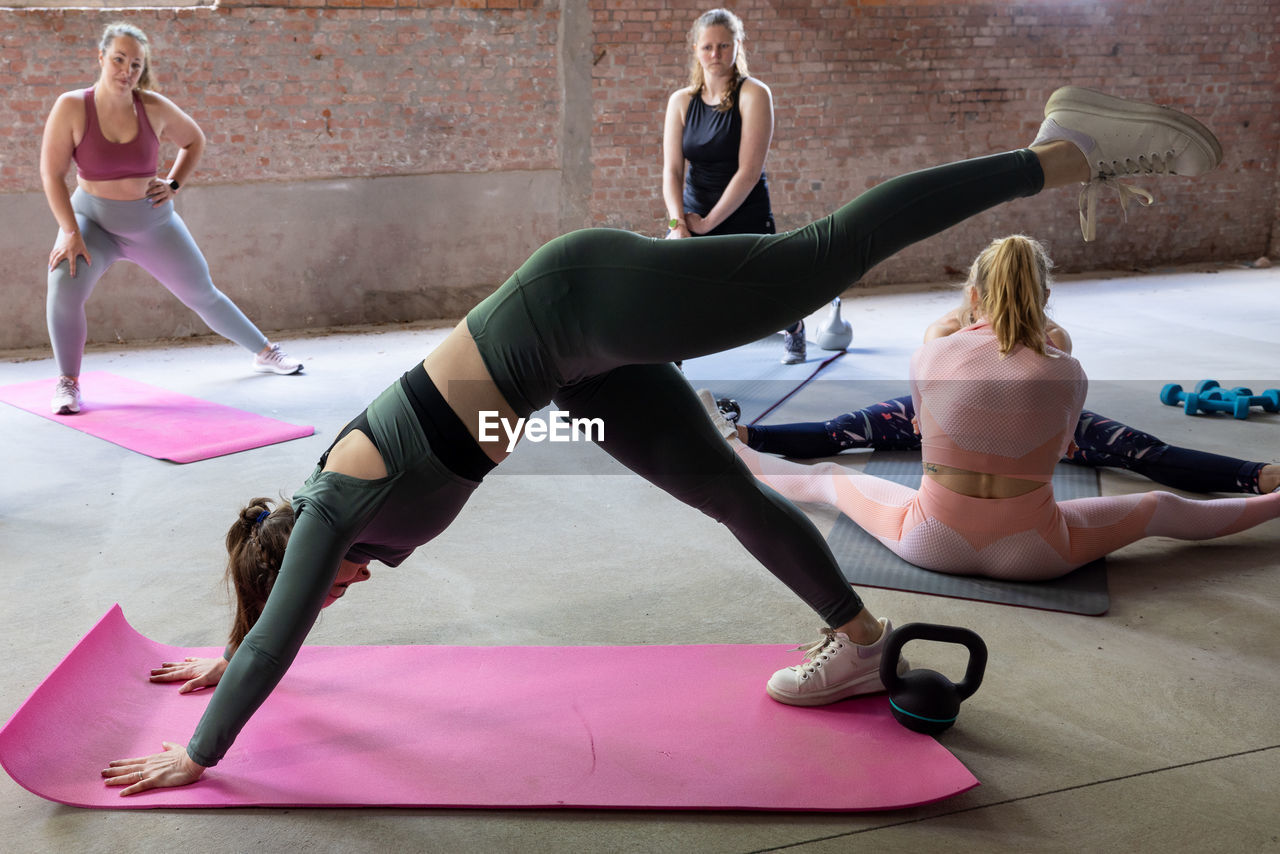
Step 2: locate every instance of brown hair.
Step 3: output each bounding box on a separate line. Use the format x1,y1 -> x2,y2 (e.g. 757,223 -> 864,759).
99,22 -> 154,91
686,8 -> 750,112
224,497 -> 295,651
968,235 -> 1054,356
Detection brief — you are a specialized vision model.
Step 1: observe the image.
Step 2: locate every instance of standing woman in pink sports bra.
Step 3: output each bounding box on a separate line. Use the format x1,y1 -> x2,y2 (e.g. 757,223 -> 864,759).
40,22 -> 303,416
715,234 -> 1280,581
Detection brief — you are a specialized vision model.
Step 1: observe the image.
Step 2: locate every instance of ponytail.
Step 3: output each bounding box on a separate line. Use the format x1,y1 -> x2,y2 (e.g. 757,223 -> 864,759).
224,497 -> 296,651
969,235 -> 1053,356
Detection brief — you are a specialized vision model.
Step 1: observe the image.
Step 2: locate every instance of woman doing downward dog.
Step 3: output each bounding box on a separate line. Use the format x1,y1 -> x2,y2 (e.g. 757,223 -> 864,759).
722,234 -> 1280,581
103,87 -> 1225,793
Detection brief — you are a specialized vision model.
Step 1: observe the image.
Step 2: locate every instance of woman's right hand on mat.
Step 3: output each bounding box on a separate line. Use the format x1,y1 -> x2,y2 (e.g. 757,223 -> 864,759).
102,742 -> 206,796
149,656 -> 227,693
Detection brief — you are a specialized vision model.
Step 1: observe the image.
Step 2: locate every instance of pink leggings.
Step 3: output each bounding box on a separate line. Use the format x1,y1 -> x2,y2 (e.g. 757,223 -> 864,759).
737,446 -> 1280,580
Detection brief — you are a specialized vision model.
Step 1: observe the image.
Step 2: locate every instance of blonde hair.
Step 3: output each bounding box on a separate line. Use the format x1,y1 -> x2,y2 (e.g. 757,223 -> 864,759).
686,8 -> 750,112
968,235 -> 1054,356
99,22 -> 154,91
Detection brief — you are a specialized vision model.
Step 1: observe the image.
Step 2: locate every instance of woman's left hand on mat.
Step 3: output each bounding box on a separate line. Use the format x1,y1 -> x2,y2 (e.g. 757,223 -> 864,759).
102,742 -> 206,795
150,656 -> 227,693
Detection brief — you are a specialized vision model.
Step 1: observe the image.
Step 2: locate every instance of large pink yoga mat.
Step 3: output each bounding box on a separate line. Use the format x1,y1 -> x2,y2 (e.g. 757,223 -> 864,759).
0,606 -> 978,811
0,372 -> 313,462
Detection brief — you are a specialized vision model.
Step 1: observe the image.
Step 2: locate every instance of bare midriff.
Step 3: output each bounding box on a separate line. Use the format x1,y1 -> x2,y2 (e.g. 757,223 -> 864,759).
423,320 -> 519,465
76,175 -> 154,201
922,461 -> 1044,498
324,320 -> 517,480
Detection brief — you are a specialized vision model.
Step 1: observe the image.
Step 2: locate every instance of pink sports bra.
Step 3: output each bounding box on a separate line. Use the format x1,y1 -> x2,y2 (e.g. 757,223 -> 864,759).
910,321 -> 1088,482
73,87 -> 159,182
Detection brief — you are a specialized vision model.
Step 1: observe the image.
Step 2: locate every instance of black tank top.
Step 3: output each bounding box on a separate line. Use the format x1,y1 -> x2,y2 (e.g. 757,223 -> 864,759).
681,79 -> 773,235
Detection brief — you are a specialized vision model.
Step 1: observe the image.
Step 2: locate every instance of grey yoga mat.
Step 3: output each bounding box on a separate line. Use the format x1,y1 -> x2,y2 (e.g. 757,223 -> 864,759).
827,451 -> 1109,615
682,336 -> 847,424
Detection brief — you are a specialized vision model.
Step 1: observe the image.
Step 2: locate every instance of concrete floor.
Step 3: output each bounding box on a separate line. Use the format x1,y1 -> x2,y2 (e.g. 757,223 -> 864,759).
2,266 -> 1278,853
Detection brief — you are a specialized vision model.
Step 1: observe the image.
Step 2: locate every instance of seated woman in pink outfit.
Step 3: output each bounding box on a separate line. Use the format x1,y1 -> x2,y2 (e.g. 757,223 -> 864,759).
711,234 -> 1280,581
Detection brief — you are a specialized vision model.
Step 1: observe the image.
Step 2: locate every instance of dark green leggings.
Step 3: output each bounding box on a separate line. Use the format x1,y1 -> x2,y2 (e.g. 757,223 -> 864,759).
468,150 -> 1046,627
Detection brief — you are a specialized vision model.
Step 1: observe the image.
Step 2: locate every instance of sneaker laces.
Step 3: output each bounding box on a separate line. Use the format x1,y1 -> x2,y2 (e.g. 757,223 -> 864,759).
791,628 -> 845,676
259,344 -> 287,364
55,377 -> 79,395
1077,177 -> 1155,242
1098,150 -> 1174,180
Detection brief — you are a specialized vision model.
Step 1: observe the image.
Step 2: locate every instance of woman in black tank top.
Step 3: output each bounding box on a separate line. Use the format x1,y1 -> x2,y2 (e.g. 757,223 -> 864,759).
661,9 -> 807,364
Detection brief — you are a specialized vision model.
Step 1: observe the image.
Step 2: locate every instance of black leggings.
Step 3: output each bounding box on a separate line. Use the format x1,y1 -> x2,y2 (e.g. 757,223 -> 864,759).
466,150 -> 1045,628
748,396 -> 1267,494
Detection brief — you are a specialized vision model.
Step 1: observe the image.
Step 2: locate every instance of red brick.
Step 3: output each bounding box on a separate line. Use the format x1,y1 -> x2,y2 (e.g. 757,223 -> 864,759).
1,1 -> 1276,272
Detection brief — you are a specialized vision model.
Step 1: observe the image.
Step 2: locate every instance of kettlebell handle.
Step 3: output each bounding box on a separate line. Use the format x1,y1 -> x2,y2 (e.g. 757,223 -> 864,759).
880,622 -> 988,700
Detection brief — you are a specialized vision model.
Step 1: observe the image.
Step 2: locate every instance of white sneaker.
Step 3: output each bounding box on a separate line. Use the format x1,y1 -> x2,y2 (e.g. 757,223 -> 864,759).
253,344 -> 303,375
696,388 -> 739,440
766,618 -> 907,706
51,377 -> 81,415
1034,86 -> 1223,179
1032,87 -> 1223,241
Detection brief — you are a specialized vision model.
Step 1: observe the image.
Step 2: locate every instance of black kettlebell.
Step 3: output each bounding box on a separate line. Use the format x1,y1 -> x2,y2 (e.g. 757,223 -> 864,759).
879,622 -> 988,735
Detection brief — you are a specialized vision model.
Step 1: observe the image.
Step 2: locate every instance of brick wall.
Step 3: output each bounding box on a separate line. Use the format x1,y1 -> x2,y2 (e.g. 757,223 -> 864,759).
589,0 -> 1280,281
0,1 -> 570,350
3,3 -> 562,185
1,0 -> 1276,350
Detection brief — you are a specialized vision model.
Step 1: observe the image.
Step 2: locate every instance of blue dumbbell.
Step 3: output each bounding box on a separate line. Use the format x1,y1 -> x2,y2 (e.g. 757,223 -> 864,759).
1225,388 -> 1280,418
1160,382 -> 1208,415
1160,383 -> 1185,407
1161,381 -> 1280,419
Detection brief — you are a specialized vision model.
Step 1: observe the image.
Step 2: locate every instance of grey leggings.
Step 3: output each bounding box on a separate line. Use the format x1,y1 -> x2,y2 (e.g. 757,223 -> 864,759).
46,189 -> 268,376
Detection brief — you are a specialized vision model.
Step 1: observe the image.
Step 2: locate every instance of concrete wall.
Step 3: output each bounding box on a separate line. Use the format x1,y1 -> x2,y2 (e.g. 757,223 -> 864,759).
1,172 -> 560,349
2,0 -> 1277,352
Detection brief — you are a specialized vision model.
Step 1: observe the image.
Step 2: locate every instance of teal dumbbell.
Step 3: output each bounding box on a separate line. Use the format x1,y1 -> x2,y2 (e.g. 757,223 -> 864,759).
1160,380 -> 1280,419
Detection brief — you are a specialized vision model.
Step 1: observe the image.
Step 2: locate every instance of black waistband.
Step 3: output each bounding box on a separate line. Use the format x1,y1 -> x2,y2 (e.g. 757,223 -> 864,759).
400,361 -> 496,483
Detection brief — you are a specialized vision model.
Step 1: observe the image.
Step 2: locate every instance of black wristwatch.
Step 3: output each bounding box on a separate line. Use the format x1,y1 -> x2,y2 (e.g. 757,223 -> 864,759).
167,178 -> 181,192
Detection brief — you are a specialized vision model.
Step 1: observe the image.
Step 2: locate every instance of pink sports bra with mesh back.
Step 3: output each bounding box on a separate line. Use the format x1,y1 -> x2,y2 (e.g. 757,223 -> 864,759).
73,87 -> 159,182
910,321 -> 1087,482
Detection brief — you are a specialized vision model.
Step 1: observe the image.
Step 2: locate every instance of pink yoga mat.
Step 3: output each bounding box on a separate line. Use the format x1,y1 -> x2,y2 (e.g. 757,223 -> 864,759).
0,606 -> 978,811
0,372 -> 313,462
